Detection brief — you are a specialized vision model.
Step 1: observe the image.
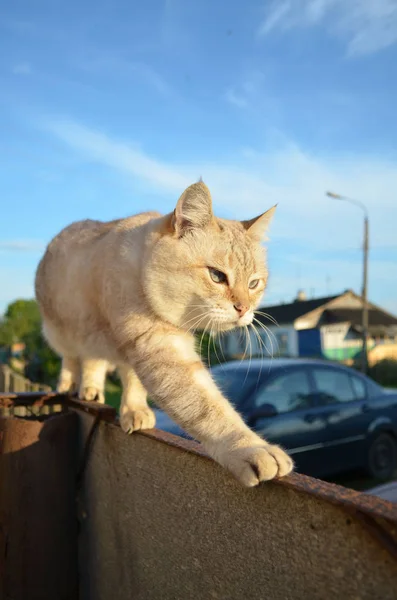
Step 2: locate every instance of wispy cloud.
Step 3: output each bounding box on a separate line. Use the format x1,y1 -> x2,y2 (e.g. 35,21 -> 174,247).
225,73 -> 264,109
258,0 -> 397,56
42,117 -> 397,253
0,240 -> 45,253
43,120 -> 190,191
12,62 -> 32,75
77,52 -> 173,97
225,89 -> 248,109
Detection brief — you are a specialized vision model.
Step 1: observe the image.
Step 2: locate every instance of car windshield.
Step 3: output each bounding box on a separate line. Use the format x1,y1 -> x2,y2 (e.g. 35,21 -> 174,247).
210,366 -> 268,408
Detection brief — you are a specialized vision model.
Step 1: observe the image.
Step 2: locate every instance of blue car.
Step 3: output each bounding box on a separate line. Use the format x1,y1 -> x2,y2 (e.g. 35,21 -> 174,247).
154,359 -> 397,480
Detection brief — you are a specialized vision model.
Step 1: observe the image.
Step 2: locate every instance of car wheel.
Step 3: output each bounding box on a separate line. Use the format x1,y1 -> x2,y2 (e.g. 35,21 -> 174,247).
367,432 -> 397,481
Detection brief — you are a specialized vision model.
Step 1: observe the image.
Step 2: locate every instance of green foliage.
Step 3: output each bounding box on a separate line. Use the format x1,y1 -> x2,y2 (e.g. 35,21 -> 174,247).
104,380 -> 122,411
195,331 -> 226,367
0,298 -> 60,387
0,319 -> 13,346
368,359 -> 397,388
23,326 -> 61,387
2,299 -> 41,341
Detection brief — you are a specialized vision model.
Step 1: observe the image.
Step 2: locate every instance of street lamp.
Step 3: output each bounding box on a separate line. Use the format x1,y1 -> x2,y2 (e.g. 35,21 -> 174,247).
326,191 -> 369,374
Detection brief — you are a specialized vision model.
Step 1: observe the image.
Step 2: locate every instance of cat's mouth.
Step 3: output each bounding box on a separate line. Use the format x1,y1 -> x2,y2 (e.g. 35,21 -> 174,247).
237,312 -> 254,327
215,312 -> 254,330
183,306 -> 254,332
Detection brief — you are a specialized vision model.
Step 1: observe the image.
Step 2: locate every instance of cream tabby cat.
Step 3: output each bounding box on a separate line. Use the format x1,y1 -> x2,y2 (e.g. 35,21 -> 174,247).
35,181 -> 293,486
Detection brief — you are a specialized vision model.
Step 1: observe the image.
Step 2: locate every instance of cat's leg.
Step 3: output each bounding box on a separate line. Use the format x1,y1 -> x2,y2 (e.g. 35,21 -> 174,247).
57,356 -> 80,394
121,328 -> 293,487
79,358 -> 109,403
118,364 -> 155,432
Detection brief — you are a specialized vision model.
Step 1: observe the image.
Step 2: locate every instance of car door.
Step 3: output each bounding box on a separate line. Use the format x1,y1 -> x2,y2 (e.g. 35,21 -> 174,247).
311,366 -> 371,472
249,367 -> 332,476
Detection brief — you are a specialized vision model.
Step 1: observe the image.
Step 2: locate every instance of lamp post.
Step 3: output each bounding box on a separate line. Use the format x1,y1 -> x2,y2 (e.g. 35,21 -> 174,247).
326,191 -> 369,373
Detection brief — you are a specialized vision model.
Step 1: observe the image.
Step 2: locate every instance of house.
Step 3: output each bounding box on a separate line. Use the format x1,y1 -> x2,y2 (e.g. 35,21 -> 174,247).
223,289 -> 397,362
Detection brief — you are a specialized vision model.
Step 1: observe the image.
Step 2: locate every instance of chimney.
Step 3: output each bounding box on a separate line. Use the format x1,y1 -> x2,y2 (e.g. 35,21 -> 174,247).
295,290 -> 307,302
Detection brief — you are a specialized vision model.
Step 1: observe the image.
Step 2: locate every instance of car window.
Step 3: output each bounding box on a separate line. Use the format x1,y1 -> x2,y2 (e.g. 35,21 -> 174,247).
211,367 -> 262,408
350,375 -> 367,400
254,370 -> 312,413
313,369 -> 355,404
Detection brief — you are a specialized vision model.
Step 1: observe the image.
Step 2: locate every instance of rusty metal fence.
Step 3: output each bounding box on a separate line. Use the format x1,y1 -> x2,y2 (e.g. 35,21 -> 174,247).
1,390 -> 397,600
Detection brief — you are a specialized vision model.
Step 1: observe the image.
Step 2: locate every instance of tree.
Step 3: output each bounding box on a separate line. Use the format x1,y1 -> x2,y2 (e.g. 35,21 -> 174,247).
0,298 -> 60,387
195,331 -> 225,366
1,299 -> 41,342
0,318 -> 13,346
23,325 -> 60,387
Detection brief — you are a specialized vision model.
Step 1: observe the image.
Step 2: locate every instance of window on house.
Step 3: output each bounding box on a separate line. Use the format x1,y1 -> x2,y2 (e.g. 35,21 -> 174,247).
273,332 -> 289,356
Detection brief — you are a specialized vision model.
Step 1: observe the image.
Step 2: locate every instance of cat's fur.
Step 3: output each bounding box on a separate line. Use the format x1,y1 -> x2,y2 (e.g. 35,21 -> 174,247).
35,181 -> 293,486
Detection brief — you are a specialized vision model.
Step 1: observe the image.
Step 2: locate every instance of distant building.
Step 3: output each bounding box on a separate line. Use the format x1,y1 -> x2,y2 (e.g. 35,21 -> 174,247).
0,342 -> 25,364
224,289 -> 397,362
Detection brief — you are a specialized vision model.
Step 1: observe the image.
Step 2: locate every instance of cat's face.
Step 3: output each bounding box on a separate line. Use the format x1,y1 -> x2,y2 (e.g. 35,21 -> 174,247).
144,182 -> 275,333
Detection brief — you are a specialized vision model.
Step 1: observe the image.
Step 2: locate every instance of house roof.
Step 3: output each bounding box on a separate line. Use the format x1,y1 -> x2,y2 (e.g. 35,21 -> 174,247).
256,294 -> 339,325
324,308 -> 397,330
255,291 -> 397,331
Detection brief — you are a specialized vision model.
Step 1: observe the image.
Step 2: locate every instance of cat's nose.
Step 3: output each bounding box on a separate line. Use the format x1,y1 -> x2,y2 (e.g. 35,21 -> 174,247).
234,302 -> 249,317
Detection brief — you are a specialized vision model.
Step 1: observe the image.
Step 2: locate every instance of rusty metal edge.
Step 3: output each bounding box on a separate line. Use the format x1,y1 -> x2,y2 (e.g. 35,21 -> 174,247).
2,392 -> 397,524
0,392 -> 117,421
129,425 -> 397,562
141,428 -> 397,519
0,392 -> 58,400
353,511 -> 397,561
0,392 -> 61,405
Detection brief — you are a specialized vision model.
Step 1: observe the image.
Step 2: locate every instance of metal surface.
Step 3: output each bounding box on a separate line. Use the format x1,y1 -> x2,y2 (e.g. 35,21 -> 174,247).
0,391 -> 117,420
78,413 -> 397,600
1,390 -> 397,562
0,411 -> 79,600
362,214 -> 369,373
325,190 -> 370,373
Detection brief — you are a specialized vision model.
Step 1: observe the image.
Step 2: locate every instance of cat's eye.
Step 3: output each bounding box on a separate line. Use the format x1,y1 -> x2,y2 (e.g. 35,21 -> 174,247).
208,267 -> 228,284
249,279 -> 260,290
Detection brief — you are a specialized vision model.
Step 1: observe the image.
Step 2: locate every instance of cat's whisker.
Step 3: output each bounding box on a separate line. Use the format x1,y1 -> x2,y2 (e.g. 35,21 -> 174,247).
255,311 -> 279,327
185,320 -> 208,341
240,324 -> 250,364
184,314 -> 210,336
217,327 -> 227,364
253,316 -> 278,346
207,318 -> 216,368
253,320 -> 275,358
250,323 -> 264,358
180,310 -> 210,330
251,322 -> 269,361
252,321 -> 274,378
209,322 -> 215,367
212,322 -> 224,366
250,323 -> 266,389
199,319 -> 212,367
241,325 -> 253,387
253,318 -> 278,360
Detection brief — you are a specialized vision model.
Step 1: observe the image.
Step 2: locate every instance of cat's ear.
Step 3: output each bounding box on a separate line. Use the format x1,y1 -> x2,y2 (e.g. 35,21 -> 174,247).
172,181 -> 214,236
241,205 -> 277,240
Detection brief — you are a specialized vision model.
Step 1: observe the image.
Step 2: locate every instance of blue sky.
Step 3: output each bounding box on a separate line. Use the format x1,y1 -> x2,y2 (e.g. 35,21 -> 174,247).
1,0 -> 397,314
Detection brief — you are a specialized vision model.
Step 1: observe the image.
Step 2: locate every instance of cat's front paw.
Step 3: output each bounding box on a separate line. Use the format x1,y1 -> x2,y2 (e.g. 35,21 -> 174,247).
78,386 -> 105,403
57,380 -> 78,395
120,408 -> 156,434
221,444 -> 294,487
